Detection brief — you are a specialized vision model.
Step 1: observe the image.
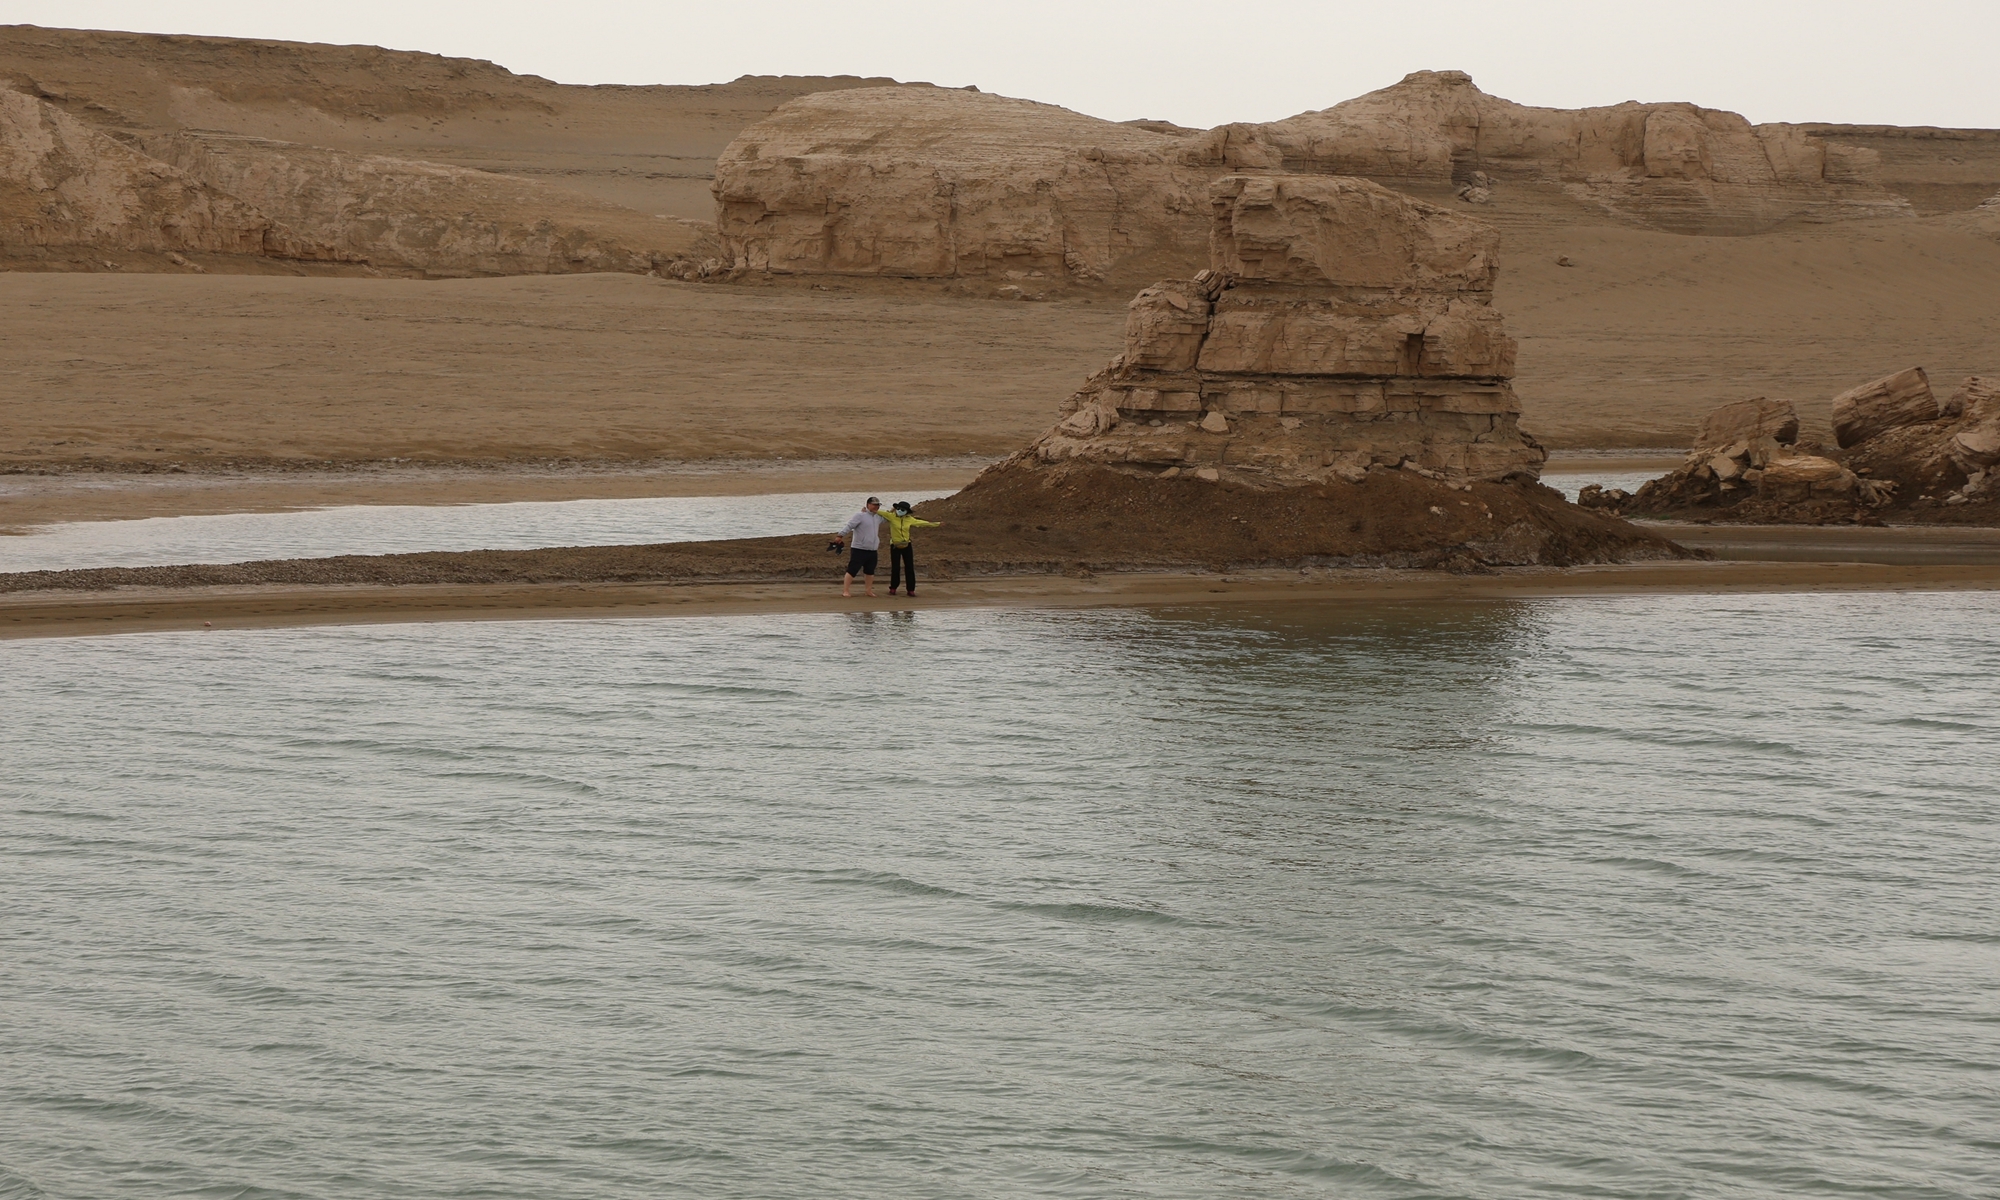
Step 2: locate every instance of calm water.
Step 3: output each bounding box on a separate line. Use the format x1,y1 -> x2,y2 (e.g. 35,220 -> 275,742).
0,491 -> 948,575
4,595 -> 1997,1199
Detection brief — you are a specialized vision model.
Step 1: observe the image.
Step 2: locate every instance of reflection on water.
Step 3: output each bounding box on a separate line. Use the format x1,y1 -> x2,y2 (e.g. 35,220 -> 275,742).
3,595 -> 1997,1199
0,489 -> 949,574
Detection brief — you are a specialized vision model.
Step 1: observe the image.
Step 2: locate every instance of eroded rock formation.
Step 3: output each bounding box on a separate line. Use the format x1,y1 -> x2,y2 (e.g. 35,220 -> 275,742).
1028,174 -> 1542,485
928,173 -> 1683,570
712,87 -> 1209,288
152,132 -> 706,276
0,88 -> 340,263
1232,70 -> 1912,234
712,70 -> 1946,286
1621,370 -> 2000,523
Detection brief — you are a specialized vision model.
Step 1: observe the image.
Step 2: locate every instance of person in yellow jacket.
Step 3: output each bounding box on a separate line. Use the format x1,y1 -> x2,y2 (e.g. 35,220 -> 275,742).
882,500 -> 941,597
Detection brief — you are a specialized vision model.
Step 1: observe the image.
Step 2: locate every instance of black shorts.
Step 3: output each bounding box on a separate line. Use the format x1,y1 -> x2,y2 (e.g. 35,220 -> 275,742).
845,548 -> 879,576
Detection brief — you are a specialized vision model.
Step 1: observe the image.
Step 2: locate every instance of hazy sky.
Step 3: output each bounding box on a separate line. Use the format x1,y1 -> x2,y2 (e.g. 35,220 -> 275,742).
10,0 -> 1998,130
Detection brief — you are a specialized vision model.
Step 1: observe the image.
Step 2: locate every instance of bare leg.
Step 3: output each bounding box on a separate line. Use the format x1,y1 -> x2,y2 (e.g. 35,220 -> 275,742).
842,572 -> 854,597
864,571 -> 876,597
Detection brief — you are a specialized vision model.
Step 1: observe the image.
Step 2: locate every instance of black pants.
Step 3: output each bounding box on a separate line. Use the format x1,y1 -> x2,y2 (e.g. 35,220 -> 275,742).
889,544 -> 916,591
845,548 -> 878,578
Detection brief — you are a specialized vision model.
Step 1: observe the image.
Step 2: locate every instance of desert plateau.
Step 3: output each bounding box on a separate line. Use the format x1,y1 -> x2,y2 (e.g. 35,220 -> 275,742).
4,12 -> 1999,1198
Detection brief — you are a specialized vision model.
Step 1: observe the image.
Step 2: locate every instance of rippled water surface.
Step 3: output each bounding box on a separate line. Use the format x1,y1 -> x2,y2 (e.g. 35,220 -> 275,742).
5,595 -> 1998,1198
0,490 -> 947,574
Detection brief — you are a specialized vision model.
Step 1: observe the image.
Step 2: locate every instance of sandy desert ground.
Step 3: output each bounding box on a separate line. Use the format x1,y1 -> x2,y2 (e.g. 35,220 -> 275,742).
5,205 -> 1995,492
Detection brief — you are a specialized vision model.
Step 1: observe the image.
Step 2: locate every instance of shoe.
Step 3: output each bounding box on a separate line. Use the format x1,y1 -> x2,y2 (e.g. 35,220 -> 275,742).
888,587 -> 900,595
906,590 -> 917,597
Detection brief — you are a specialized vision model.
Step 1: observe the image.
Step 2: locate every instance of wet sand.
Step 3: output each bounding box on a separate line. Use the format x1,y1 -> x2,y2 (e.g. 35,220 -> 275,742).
3,452 -> 1669,532
6,560 -> 2000,641
0,459 -> 987,531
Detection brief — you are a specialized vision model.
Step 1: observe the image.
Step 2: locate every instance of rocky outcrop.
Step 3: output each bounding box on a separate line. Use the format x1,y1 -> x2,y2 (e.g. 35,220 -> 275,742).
711,71 -> 1929,286
0,87 -> 338,262
1239,71 -> 1912,234
1830,366 -> 1936,449
1025,174 -> 1541,485
151,131 -> 708,276
713,87 -> 1209,288
937,172 -> 1681,569
1623,371 -> 2000,523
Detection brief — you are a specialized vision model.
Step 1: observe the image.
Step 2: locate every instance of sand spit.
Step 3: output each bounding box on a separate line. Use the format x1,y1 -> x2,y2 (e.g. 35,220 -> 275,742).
6,560 -> 2000,641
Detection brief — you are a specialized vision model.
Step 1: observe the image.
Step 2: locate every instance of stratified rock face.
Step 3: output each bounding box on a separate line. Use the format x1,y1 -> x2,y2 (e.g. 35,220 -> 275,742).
710,73 -> 1922,284
1830,366 -> 1935,449
0,88 -> 335,260
1028,175 -> 1544,484
712,87 -> 1210,286
1236,71 -> 1912,234
152,132 -> 705,276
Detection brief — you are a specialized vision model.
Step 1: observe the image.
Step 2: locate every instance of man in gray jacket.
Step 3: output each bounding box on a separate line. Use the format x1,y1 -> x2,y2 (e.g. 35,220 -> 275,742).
835,497 -> 886,597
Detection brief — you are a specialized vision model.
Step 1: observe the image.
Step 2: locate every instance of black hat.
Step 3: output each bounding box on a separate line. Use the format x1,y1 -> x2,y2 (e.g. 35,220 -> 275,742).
866,496 -> 880,505
893,501 -> 912,513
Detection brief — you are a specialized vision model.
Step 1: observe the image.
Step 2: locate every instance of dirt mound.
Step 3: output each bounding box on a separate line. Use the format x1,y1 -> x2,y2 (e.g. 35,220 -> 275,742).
920,460 -> 1688,570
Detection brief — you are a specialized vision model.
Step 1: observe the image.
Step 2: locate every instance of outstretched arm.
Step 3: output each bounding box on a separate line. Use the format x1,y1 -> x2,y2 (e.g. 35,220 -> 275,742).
910,517 -> 942,528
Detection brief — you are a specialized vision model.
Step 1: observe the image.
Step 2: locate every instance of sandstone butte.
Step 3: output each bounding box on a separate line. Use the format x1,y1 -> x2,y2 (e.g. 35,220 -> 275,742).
919,173 -> 1685,570
715,70 -> 2000,288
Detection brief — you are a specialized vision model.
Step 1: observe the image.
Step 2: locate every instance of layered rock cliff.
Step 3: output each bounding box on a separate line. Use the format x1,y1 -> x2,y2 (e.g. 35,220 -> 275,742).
714,71 -> 1971,284
933,173 -> 1679,569
0,88 -> 339,263
150,132 -> 706,276
1232,70 -> 1913,233
1028,174 -> 1542,485
713,87 -> 1210,287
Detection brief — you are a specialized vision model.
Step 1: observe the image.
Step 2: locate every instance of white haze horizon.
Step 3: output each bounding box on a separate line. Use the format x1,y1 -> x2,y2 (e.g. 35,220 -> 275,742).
6,0 -> 1998,132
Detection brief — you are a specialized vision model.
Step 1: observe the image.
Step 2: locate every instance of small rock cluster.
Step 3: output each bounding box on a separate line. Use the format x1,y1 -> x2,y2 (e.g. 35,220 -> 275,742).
1602,369 -> 2000,522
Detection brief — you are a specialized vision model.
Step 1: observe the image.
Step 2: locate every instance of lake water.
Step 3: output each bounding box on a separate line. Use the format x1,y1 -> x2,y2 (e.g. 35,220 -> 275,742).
0,491 -> 949,575
4,594 -> 1997,1198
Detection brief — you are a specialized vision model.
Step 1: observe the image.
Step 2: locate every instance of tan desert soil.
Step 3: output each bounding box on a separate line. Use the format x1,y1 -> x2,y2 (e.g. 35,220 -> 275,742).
0,273 -> 1124,470
5,209 -> 1997,479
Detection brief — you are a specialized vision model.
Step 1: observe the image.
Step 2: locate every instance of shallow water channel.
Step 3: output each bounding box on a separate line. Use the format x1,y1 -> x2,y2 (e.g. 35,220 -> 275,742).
0,490 -> 950,574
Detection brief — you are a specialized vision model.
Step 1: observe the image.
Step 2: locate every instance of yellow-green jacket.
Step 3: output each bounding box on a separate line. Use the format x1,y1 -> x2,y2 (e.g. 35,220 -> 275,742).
880,512 -> 940,546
